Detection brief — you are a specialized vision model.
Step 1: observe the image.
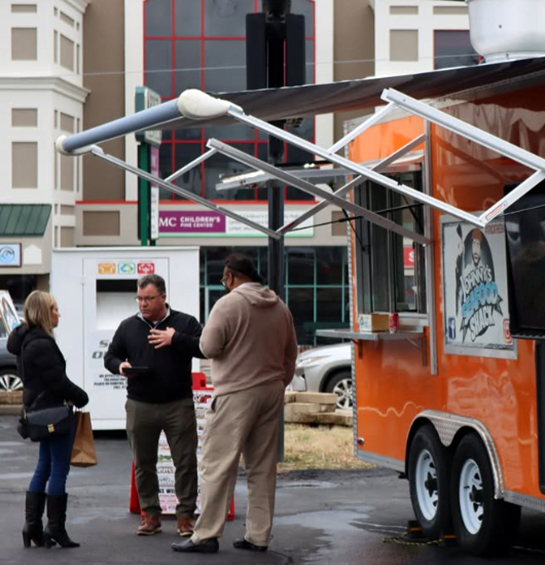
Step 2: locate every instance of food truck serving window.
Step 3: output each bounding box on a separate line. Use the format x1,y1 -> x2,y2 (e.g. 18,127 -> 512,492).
355,171 -> 426,315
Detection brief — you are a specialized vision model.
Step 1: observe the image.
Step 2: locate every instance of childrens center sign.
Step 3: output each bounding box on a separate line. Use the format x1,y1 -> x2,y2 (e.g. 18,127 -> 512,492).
441,217 -> 516,359
159,210 -> 313,237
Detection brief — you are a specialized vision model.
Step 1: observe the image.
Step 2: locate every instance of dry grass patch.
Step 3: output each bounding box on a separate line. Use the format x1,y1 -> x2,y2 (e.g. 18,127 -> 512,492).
278,424 -> 373,472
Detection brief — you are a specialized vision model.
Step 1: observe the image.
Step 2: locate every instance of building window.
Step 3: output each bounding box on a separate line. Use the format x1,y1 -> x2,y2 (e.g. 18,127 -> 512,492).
390,30 -> 418,62
60,155 -> 75,191
11,28 -> 37,60
434,30 -> 479,69
390,6 -> 418,15
433,6 -> 467,15
11,4 -> 37,13
60,11 -> 75,27
144,0 -> 316,202
355,171 -> 426,316
12,142 -> 38,188
199,245 -> 348,346
12,108 -> 37,127
60,112 -> 75,133
60,34 -> 74,70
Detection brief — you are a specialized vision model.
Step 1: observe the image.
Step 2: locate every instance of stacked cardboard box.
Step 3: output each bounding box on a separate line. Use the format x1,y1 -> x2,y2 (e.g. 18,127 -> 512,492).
284,392 -> 352,426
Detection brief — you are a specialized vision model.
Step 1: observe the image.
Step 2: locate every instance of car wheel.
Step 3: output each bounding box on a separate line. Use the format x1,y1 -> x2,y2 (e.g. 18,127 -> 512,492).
451,433 -> 520,556
325,371 -> 352,409
408,425 -> 450,541
0,368 -> 23,392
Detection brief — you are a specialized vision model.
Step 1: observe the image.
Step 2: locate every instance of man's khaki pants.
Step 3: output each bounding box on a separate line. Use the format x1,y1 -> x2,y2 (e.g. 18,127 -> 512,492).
192,380 -> 285,546
126,397 -> 197,518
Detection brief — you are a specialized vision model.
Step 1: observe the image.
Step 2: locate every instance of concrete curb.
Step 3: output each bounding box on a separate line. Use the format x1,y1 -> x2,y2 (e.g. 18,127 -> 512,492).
0,405 -> 22,415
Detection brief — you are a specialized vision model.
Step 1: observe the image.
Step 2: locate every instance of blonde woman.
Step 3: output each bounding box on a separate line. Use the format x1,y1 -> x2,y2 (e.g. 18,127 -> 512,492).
7,291 -> 88,549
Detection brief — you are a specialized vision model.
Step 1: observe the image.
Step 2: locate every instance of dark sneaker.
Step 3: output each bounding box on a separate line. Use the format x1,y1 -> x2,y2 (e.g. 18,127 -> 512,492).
176,516 -> 194,537
136,514 -> 162,536
171,537 -> 219,553
233,538 -> 268,552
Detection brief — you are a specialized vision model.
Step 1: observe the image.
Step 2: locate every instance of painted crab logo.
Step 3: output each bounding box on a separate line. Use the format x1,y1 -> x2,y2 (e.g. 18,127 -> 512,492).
457,228 -> 504,342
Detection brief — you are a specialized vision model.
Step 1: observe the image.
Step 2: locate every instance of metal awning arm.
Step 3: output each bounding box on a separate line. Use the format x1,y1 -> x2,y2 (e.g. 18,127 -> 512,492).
88,146 -> 281,239
328,102 -> 396,154
277,134 -> 427,235
207,139 -> 430,245
165,149 -> 217,183
221,103 -> 484,227
382,88 -> 545,223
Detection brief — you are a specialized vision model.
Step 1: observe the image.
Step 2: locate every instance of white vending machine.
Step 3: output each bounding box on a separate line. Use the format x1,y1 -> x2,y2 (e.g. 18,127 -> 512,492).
51,247 -> 200,430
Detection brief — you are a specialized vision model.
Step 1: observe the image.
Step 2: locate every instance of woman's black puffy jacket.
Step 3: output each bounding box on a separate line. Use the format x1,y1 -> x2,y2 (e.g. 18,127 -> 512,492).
7,324 -> 88,411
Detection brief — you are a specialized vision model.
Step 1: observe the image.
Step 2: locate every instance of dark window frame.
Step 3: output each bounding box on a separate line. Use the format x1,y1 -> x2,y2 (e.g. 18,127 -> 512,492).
355,170 -> 427,316
143,0 -> 317,203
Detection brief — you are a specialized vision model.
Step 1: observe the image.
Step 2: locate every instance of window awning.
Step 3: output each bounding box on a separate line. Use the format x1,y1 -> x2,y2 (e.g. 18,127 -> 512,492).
54,56 -> 545,240
0,205 -> 51,237
159,56 -> 545,130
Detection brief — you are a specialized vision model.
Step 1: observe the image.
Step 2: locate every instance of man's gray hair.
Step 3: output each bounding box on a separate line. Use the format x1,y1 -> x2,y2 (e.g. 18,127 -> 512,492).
137,274 -> 166,295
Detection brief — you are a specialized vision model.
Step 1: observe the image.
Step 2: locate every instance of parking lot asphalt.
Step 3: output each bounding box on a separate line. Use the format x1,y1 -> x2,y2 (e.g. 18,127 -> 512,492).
3,413 -> 545,565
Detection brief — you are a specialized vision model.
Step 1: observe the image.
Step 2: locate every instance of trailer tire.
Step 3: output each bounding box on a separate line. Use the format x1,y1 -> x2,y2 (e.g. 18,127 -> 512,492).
408,425 -> 450,540
451,433 -> 520,557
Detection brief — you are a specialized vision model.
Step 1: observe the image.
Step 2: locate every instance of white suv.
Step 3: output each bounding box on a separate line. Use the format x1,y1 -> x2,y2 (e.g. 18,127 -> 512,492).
291,342 -> 353,409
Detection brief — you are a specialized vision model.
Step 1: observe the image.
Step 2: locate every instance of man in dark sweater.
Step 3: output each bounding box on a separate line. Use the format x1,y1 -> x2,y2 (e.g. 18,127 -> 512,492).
104,274 -> 204,537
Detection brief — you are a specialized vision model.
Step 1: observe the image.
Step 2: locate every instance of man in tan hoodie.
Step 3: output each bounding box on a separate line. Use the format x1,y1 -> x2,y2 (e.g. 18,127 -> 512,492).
172,253 -> 298,554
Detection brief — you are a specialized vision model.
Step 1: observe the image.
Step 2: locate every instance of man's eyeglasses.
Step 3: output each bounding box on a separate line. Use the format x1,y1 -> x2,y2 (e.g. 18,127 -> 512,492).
135,295 -> 161,304
220,273 -> 230,287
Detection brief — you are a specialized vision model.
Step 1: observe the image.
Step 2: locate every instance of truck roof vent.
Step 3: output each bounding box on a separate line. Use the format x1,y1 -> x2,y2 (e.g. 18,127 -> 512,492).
467,0 -> 545,63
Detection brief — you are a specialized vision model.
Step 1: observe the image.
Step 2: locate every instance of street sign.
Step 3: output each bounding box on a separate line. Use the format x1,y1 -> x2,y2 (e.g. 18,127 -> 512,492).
135,86 -> 162,147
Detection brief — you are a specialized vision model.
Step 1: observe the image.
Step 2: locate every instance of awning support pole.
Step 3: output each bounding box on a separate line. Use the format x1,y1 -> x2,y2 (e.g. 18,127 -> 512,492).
207,139 -> 430,244
382,88 -> 545,223
328,102 -> 396,154
277,134 -> 427,235
88,146 -> 281,239
222,104 -> 485,227
164,149 -> 218,183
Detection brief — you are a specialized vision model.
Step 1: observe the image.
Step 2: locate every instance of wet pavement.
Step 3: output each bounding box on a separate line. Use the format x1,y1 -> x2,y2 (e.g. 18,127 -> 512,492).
1,413 -> 545,564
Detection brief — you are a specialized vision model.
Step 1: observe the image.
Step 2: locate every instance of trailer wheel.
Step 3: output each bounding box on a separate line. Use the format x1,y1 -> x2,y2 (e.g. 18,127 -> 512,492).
451,433 -> 520,556
408,425 -> 450,540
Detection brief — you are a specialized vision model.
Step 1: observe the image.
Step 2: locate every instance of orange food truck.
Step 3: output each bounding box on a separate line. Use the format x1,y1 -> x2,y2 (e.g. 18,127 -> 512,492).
317,78 -> 545,557
55,33 -> 545,557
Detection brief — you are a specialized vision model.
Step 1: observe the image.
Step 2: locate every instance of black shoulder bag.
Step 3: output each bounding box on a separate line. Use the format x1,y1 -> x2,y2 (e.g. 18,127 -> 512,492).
17,344 -> 73,442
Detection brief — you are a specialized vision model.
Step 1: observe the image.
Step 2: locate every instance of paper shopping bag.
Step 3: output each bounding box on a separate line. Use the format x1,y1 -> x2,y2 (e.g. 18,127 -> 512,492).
70,411 -> 98,468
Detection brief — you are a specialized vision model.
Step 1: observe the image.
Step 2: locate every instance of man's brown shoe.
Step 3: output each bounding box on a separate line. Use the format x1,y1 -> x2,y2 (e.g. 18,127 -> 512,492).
137,514 -> 162,536
176,516 -> 194,537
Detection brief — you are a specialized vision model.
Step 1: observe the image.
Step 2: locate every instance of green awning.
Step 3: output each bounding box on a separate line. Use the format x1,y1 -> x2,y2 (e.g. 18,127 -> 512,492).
0,205 -> 51,237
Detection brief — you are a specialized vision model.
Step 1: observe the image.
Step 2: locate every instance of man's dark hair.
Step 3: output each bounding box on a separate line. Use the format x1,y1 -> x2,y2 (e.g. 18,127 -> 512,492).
138,274 -> 166,295
224,253 -> 265,285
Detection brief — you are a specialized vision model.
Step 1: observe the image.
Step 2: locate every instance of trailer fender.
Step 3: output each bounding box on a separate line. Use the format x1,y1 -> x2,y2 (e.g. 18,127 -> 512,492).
407,410 -> 504,500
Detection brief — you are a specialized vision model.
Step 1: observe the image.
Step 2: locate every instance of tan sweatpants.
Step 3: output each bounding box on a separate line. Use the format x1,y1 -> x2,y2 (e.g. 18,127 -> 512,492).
192,380 -> 285,546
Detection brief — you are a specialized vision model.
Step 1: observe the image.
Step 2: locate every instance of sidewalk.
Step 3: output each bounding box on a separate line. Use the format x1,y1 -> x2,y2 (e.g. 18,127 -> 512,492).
0,413 -> 417,565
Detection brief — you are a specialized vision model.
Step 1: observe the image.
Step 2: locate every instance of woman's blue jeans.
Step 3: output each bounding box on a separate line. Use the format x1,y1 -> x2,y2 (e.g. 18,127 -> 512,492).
29,419 -> 75,496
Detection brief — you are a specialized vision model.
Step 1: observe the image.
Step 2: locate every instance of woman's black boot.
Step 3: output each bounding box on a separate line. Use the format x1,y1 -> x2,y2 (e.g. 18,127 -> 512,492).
22,491 -> 46,548
43,494 -> 79,548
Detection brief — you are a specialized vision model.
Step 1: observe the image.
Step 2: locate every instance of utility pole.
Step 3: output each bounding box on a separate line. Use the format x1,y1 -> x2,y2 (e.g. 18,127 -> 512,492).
246,0 -> 305,461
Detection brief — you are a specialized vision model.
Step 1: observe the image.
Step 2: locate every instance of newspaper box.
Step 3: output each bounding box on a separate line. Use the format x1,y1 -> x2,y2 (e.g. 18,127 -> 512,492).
50,246 -> 199,431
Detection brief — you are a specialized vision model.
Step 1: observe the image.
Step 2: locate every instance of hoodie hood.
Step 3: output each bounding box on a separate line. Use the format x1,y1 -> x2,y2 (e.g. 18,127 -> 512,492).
6,323 -> 29,356
232,284 -> 279,308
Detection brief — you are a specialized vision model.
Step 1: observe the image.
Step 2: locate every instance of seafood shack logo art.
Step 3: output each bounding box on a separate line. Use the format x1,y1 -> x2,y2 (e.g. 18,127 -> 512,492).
456,226 -> 504,342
